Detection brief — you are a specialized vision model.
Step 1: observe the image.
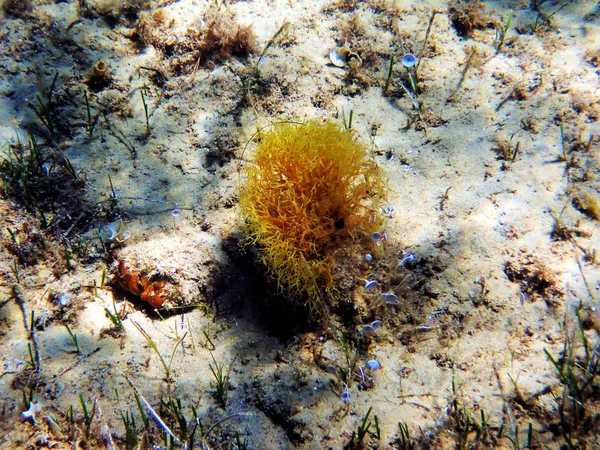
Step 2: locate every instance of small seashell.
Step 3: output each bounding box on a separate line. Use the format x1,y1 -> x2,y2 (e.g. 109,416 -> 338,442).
94,60 -> 109,75
171,208 -> 181,218
384,293 -> 399,305
340,388 -> 351,403
21,402 -> 41,423
366,360 -> 381,370
105,223 -> 118,241
362,324 -> 375,335
325,364 -> 337,374
398,253 -> 415,267
57,293 -> 72,307
329,46 -> 362,68
401,53 -> 417,68
365,253 -> 373,261
116,230 -> 131,243
371,232 -> 381,241
329,46 -> 351,67
371,320 -> 382,330
86,60 -> 112,90
364,280 -> 377,289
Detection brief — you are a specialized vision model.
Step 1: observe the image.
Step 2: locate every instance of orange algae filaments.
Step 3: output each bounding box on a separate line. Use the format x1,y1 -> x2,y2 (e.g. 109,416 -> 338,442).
239,119 -> 387,313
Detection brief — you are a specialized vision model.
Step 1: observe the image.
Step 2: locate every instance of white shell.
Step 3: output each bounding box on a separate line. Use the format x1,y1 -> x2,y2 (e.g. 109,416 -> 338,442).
340,390 -> 351,403
364,280 -> 377,289
116,230 -> 131,242
384,293 -> 399,305
329,47 -> 350,67
58,293 -> 72,306
366,360 -> 381,370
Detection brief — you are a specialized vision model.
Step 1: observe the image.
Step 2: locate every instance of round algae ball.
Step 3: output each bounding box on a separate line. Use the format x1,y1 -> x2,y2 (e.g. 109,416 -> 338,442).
240,120 -> 386,311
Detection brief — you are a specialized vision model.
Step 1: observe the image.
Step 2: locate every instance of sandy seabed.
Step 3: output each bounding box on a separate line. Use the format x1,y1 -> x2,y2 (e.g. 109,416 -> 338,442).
0,0 -> 599,449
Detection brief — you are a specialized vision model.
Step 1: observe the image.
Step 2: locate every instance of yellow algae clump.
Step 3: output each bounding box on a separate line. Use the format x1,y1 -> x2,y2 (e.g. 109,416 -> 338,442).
239,120 -> 386,315
574,192 -> 600,221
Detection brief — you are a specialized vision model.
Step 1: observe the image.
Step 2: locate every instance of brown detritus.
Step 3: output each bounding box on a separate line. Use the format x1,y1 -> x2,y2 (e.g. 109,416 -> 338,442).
4,222 -> 51,267
135,7 -> 256,74
338,13 -> 377,68
585,49 -> 600,68
79,0 -> 149,25
198,9 -> 257,64
414,109 -> 447,131
549,208 -> 589,241
135,9 -> 184,57
334,10 -> 394,94
204,131 -> 239,169
2,0 -> 32,18
115,259 -> 167,308
571,92 -> 600,122
448,0 -> 494,38
493,132 -> 520,162
573,192 -> 600,220
343,59 -> 375,93
512,83 -> 530,101
465,43 -> 487,69
521,116 -> 540,134
0,136 -> 94,237
333,0 -> 360,13
504,254 -> 564,303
